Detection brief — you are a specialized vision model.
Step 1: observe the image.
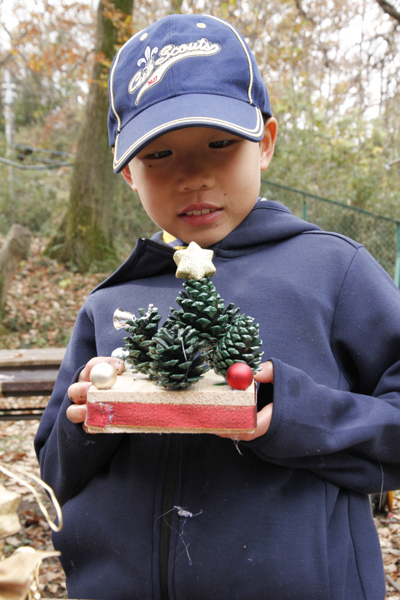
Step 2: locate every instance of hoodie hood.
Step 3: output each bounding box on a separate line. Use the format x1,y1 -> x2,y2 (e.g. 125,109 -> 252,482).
93,199 -> 320,293
212,199 -> 320,257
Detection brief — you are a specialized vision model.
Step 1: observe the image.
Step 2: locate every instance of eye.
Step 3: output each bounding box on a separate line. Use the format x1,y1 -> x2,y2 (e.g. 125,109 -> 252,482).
145,149 -> 172,159
209,139 -> 235,149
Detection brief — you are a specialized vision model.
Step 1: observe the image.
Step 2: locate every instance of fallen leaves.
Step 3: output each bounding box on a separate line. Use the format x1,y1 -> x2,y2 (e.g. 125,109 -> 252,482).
0,419 -> 66,598
374,495 -> 400,598
0,236 -> 110,350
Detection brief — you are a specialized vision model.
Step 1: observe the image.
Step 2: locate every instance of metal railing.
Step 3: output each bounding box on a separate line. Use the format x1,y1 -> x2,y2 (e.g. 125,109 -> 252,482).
261,179 -> 400,288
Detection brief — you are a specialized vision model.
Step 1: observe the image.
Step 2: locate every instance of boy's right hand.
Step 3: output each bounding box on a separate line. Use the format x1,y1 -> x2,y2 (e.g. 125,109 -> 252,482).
66,357 -> 125,428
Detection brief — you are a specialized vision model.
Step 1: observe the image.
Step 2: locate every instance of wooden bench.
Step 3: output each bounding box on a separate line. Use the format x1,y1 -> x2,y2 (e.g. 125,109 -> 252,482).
0,348 -> 66,420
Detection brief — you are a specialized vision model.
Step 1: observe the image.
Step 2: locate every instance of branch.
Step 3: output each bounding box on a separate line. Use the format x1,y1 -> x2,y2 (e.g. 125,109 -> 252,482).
294,0 -> 316,24
375,0 -> 400,23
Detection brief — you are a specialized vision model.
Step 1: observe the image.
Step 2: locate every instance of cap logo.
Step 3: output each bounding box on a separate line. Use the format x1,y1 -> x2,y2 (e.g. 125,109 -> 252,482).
128,38 -> 221,105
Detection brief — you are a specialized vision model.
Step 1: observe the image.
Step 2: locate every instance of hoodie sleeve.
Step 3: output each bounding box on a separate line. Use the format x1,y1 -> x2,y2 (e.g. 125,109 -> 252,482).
34,304 -> 124,506
246,247 -> 400,495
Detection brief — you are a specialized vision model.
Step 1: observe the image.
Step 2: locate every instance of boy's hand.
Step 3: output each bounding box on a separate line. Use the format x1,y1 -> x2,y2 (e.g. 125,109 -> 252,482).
66,357 -> 125,429
217,360 -> 274,442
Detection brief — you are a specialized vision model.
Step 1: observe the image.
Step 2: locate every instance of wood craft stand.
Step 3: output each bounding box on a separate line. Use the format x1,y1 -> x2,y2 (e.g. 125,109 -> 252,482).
85,369 -> 256,434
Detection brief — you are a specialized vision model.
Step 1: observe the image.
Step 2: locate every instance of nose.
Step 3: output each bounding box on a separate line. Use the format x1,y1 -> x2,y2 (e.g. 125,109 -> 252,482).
176,153 -> 215,192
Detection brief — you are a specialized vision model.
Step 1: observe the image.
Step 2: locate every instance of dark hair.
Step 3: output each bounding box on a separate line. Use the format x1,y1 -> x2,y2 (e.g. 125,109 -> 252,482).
262,113 -> 270,125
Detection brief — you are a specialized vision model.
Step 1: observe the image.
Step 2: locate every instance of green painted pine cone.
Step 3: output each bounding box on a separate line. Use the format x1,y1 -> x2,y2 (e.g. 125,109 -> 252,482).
167,277 -> 240,348
211,314 -> 264,377
124,304 -> 162,376
149,324 -> 209,390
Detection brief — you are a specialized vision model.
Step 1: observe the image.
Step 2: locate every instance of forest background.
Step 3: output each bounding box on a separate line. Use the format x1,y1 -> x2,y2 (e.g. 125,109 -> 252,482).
0,0 -> 400,347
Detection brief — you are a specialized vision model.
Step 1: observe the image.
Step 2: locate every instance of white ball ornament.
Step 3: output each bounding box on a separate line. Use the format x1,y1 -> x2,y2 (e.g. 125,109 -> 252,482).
90,362 -> 118,390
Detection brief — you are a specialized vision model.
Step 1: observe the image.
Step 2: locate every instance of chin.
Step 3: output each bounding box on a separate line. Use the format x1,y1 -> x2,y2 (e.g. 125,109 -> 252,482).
194,236 -> 223,248
177,225 -> 227,248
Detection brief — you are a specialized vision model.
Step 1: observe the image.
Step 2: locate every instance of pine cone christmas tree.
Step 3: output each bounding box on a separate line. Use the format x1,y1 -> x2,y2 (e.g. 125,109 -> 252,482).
117,242 -> 263,391
166,277 -> 240,349
124,304 -> 162,376
149,324 -> 209,390
211,314 -> 264,378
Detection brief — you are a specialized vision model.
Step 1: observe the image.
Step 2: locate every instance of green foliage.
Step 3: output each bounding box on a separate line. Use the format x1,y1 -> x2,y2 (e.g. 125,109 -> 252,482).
112,176 -> 159,261
267,102 -> 400,219
0,129 -> 158,268
0,135 -> 70,236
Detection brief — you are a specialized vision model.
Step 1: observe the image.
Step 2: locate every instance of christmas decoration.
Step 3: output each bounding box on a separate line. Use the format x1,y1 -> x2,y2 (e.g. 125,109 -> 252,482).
110,244 -> 262,389
166,277 -> 240,349
111,347 -> 129,361
113,307 -> 136,330
149,324 -> 209,390
86,369 -> 256,434
86,241 -> 263,433
90,362 -> 118,389
226,363 -> 254,390
212,314 -> 263,377
173,241 -> 216,279
124,304 -> 161,376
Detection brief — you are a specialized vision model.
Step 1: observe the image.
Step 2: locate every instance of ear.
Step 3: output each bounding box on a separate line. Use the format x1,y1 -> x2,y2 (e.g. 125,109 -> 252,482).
259,117 -> 277,172
121,164 -> 138,191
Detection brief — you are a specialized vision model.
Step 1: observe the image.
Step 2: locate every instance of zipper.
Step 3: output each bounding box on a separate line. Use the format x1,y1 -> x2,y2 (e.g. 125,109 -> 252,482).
159,434 -> 182,600
142,238 -> 182,596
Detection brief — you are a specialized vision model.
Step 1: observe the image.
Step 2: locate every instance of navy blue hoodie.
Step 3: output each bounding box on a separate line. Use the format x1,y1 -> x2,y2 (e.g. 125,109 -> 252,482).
35,200 -> 400,600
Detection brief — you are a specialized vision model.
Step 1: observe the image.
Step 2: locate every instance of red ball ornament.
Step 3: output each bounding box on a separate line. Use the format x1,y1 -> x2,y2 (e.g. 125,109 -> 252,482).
226,363 -> 254,390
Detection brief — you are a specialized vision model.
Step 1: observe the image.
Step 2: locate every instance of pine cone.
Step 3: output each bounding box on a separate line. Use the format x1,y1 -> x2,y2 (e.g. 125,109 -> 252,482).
211,314 -> 264,377
149,324 -> 209,390
124,304 -> 162,376
166,277 -> 240,349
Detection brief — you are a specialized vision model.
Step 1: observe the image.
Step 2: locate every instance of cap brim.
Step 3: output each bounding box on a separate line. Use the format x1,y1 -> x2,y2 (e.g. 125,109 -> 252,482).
112,93 -> 267,173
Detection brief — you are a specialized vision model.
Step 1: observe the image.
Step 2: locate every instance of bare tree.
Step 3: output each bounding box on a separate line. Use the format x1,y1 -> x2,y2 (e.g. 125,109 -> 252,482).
45,0 -> 134,272
375,0 -> 400,23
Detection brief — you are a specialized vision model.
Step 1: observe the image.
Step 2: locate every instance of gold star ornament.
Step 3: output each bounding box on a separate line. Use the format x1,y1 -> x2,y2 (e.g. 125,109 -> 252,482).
173,241 -> 216,280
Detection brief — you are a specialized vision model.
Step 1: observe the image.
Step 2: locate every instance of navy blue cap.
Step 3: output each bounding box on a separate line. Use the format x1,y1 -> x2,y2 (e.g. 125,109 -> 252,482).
108,14 -> 271,173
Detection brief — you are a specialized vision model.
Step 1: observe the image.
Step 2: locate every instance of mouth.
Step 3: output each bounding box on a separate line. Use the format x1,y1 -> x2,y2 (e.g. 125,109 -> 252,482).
179,204 -> 223,227
184,208 -> 218,216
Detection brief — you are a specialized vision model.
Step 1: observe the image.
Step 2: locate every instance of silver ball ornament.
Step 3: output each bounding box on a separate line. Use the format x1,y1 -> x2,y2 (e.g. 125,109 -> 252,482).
111,347 -> 129,361
90,362 -> 118,390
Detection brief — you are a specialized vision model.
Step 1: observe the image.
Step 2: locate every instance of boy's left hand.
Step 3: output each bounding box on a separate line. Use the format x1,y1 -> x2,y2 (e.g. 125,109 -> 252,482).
217,361 -> 274,442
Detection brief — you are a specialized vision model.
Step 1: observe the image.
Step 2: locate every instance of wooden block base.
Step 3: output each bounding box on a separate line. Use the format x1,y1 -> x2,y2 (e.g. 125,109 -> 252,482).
85,369 -> 256,434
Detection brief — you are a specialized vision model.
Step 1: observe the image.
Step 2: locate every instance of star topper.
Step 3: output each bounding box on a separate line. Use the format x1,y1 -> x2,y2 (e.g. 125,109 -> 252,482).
173,241 -> 216,280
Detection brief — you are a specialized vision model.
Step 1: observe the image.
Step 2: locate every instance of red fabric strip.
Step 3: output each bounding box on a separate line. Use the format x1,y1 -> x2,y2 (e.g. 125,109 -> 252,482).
86,401 -> 256,431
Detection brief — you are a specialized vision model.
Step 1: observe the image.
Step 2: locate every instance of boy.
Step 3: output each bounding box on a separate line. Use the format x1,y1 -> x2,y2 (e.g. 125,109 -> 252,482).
35,13 -> 400,600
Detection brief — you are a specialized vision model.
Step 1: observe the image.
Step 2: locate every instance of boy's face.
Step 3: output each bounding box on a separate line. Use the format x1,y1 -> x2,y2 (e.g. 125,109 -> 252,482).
121,119 -> 277,248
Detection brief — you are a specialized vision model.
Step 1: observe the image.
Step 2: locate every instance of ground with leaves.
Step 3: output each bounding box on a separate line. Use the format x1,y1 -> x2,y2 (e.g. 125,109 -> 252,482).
1,238 -> 400,598
0,237 -> 109,597
0,419 -> 67,597
0,236 -> 110,349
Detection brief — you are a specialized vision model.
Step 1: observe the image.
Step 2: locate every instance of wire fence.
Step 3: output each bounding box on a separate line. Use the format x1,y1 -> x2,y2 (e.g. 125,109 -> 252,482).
261,179 -> 400,287
1,150 -> 399,285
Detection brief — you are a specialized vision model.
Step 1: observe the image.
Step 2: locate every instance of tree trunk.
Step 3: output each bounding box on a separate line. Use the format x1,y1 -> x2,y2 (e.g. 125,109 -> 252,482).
0,224 -> 31,311
170,0 -> 183,13
45,0 -> 134,272
375,0 -> 400,23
